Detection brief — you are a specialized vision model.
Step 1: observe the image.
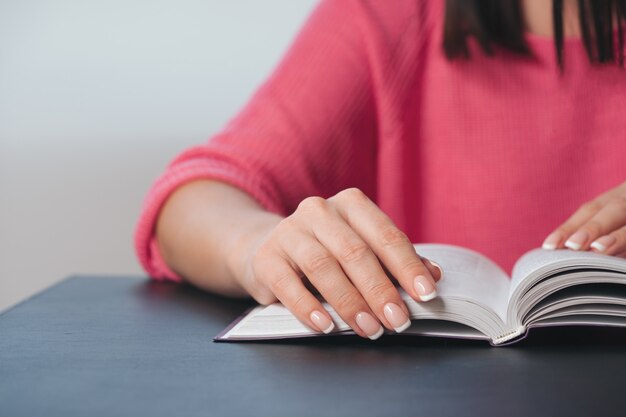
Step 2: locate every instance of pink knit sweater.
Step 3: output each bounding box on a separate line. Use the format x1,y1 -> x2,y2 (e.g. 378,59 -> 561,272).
135,0 -> 626,281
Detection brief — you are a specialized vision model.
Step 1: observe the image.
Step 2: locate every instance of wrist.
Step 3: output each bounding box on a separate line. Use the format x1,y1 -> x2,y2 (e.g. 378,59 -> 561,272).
225,216 -> 282,294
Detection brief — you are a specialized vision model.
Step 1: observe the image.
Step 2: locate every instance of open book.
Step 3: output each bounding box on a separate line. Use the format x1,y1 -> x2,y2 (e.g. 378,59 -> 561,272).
215,244 -> 626,346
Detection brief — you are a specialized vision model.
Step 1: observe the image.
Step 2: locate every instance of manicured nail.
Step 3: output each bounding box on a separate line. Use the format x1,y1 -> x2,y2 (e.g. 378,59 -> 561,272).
542,231 -> 563,250
565,230 -> 589,251
413,275 -> 437,302
355,312 -> 384,340
310,310 -> 335,334
429,260 -> 444,279
383,303 -> 411,333
590,235 -> 616,253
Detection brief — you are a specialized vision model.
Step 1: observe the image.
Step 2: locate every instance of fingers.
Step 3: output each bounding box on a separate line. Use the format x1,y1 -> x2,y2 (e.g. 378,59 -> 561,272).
543,200 -> 603,250
570,200 -> 626,251
303,204 -> 412,334
420,257 -> 444,282
543,197 -> 626,253
376,256 -> 441,285
590,225 -> 626,256
277,228 -> 386,339
253,246 -> 336,335
250,189 -> 443,341
330,188 -> 440,302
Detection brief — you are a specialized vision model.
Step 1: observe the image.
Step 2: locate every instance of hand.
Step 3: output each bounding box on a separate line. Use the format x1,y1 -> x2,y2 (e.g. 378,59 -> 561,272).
542,181 -> 626,257
236,188 -> 442,340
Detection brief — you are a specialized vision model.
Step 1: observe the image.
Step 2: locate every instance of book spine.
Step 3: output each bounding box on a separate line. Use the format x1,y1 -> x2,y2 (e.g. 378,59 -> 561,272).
491,327 -> 526,345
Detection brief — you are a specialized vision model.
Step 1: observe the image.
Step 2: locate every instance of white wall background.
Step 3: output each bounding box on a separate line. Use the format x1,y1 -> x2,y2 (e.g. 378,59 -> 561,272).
0,0 -> 318,312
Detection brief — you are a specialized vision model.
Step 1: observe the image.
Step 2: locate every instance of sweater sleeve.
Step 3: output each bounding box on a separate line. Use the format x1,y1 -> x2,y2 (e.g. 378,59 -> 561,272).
134,0 -> 379,281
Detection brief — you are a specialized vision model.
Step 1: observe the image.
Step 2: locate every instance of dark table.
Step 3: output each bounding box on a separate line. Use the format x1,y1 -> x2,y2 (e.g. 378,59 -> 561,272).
1,276 -> 626,417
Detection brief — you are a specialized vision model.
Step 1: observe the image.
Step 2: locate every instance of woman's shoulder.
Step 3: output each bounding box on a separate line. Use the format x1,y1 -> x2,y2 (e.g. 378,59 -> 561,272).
347,0 -> 444,41
335,0 -> 443,83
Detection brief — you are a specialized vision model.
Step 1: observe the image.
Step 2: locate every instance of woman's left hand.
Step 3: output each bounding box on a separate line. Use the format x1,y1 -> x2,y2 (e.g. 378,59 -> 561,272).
542,181 -> 626,257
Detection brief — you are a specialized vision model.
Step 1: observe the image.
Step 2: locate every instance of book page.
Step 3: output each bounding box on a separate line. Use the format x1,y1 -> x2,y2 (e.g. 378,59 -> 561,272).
221,304 -> 352,339
510,248 -> 626,301
413,244 -> 511,321
524,287 -> 626,325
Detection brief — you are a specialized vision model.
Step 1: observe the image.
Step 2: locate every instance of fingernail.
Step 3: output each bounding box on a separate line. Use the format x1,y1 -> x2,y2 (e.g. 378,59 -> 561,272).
310,310 -> 335,334
413,275 -> 437,302
429,260 -> 444,279
542,231 -> 563,250
590,235 -> 616,253
383,303 -> 411,333
565,230 -> 589,251
355,312 -> 384,340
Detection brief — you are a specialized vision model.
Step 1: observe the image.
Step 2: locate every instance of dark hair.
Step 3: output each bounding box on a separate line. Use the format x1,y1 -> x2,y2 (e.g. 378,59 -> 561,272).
443,0 -> 626,68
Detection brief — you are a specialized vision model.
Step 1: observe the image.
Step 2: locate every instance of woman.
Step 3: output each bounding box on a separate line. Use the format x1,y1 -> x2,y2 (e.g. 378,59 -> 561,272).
135,0 -> 626,340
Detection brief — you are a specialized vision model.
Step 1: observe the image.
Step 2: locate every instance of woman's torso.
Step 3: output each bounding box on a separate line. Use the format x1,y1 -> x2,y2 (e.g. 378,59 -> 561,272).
371,0 -> 626,272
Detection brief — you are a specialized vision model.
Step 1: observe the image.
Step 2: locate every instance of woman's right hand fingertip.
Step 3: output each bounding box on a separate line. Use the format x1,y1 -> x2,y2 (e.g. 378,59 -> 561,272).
420,256 -> 443,281
355,311 -> 384,340
310,310 -> 335,334
413,274 -> 438,302
428,260 -> 443,280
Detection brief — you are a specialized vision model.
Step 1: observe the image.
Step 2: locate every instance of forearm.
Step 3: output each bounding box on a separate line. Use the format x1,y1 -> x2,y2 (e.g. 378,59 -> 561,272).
155,180 -> 283,297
